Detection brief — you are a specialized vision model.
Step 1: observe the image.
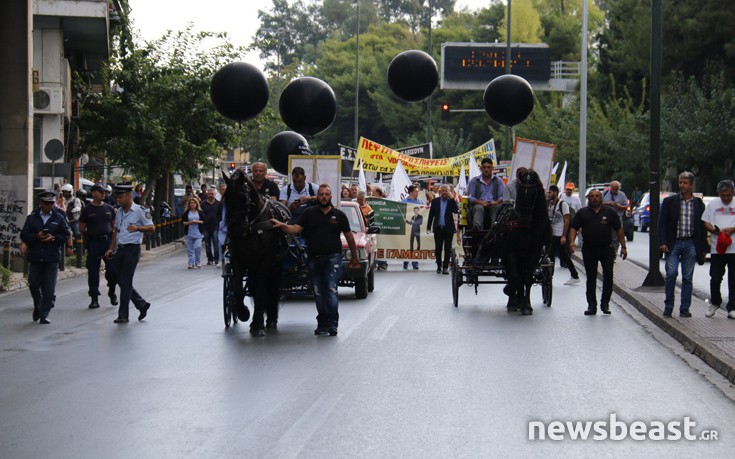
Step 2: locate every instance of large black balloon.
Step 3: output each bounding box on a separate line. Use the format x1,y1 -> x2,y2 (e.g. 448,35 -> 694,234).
278,77 -> 337,136
483,74 -> 535,126
387,50 -> 438,102
210,62 -> 269,122
267,131 -> 312,175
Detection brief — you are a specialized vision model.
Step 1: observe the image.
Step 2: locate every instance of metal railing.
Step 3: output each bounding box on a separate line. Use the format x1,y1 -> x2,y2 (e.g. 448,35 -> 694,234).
551,61 -> 581,79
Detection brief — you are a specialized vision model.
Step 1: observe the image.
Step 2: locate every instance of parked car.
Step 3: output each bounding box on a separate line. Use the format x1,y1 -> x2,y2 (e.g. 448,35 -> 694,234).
339,201 -> 379,299
632,192 -> 673,232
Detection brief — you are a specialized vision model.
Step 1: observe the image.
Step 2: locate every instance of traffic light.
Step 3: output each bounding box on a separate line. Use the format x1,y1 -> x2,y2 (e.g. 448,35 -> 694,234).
229,162 -> 237,171
441,103 -> 450,120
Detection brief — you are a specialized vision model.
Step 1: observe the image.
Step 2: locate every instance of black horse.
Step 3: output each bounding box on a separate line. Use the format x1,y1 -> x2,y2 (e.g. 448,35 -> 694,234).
223,170 -> 290,336
488,169 -> 551,315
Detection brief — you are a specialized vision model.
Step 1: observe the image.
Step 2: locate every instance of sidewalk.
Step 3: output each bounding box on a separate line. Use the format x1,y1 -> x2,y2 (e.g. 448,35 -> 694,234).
572,253 -> 735,384
0,239 -> 185,295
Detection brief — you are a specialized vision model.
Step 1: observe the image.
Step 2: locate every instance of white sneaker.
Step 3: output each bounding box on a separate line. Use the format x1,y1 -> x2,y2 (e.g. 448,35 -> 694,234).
564,277 -> 581,286
728,310 -> 735,320
705,304 -> 719,317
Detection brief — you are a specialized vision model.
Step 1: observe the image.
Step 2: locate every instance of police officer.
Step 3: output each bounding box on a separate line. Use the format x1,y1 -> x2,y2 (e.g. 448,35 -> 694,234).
105,184 -> 155,324
79,183 -> 117,309
20,191 -> 71,324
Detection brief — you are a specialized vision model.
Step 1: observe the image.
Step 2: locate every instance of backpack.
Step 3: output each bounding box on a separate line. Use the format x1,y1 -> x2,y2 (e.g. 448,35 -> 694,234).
66,197 -> 82,221
286,183 -> 315,200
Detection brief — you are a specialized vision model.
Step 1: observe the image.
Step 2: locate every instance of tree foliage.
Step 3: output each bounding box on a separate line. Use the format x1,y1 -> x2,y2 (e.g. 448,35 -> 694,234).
77,26 -> 260,194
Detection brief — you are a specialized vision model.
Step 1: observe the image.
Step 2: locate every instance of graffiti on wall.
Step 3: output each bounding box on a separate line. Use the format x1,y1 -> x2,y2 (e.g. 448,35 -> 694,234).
0,176 -> 28,259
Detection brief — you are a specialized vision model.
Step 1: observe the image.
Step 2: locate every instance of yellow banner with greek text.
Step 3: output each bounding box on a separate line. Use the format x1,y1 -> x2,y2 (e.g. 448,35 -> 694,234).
356,137 -> 495,176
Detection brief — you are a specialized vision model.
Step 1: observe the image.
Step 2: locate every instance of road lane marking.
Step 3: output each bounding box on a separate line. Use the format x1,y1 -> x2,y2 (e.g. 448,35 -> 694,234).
273,393 -> 344,459
369,315 -> 399,340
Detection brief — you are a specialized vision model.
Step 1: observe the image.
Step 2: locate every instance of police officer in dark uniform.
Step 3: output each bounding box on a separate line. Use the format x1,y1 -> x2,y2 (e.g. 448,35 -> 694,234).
20,191 -> 71,324
79,183 -> 117,309
105,184 -> 155,324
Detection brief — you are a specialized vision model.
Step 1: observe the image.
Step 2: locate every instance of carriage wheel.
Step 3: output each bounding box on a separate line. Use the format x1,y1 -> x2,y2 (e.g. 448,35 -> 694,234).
451,249 -> 460,308
541,265 -> 553,307
222,272 -> 232,328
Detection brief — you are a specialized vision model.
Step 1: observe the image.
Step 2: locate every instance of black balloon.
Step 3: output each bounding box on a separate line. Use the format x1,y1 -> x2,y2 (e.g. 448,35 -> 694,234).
210,62 -> 269,122
483,74 -> 535,126
387,50 -> 438,103
279,77 -> 337,136
267,131 -> 312,176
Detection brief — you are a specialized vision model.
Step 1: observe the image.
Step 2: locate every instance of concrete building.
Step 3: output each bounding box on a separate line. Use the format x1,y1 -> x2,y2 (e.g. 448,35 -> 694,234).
0,0 -> 113,271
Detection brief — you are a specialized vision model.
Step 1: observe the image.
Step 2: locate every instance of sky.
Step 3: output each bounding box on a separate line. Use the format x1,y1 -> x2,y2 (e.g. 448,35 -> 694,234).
128,0 -> 493,64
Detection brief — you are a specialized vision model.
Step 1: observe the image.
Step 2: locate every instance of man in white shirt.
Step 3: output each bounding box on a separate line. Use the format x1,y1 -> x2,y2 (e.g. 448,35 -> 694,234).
279,166 -> 318,224
701,179 -> 735,319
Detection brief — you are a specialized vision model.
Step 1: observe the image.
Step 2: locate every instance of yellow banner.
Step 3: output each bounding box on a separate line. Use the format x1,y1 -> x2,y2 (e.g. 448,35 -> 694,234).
356,137 -> 495,176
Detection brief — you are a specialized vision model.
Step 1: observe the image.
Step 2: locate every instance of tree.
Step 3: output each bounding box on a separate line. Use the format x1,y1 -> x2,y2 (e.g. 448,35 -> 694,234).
499,0 -> 544,44
77,26 -> 260,217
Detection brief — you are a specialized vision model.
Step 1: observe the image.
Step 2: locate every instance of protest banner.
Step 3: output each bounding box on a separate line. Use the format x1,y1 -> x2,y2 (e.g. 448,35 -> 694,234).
367,197 -> 462,262
356,137 -> 495,176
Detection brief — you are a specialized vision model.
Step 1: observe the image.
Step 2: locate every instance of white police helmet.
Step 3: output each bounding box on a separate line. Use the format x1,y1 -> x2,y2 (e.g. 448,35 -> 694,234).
61,184 -> 74,193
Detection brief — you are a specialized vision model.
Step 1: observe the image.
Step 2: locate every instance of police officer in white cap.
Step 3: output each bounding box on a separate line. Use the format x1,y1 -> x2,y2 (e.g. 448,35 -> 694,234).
105,184 -> 154,323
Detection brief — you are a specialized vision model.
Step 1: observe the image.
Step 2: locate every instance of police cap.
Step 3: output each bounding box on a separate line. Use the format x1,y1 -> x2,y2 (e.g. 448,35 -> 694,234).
37,190 -> 57,202
115,184 -> 134,194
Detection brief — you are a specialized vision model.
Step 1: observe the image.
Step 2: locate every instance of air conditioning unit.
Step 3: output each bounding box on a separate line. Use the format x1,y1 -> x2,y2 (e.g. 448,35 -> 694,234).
33,86 -> 64,115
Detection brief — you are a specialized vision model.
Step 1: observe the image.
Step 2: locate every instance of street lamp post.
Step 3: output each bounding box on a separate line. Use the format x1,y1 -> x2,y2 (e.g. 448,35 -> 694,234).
354,0 -> 360,150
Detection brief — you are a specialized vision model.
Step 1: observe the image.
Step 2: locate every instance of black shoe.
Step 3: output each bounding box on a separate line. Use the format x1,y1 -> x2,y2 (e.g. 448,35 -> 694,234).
314,328 -> 329,336
680,310 -> 692,318
436,268 -> 442,274
138,302 -> 150,321
266,321 -> 278,330
39,318 -> 50,324
442,269 -> 449,275
88,298 -> 100,309
328,327 -> 338,336
663,310 -> 673,318
113,317 -> 129,324
109,292 -> 118,306
601,305 -> 611,315
32,309 -> 39,322
584,308 -> 597,316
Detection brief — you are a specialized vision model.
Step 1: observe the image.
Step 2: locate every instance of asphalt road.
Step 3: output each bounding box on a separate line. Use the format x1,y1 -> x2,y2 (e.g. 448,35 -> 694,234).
0,251 -> 733,457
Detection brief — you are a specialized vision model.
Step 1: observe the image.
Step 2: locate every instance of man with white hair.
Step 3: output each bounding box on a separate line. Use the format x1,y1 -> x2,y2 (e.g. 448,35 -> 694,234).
427,184 -> 459,274
602,180 -> 628,254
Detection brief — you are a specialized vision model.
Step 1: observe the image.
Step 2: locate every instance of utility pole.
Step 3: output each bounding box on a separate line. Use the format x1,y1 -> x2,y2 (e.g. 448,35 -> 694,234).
504,0 -> 512,161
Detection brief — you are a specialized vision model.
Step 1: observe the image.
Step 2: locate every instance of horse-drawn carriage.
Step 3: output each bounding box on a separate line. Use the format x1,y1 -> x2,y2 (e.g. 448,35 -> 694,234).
450,170 -> 554,315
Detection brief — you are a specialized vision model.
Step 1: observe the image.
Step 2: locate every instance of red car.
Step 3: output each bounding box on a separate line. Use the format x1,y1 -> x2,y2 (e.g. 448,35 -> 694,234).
339,201 -> 379,298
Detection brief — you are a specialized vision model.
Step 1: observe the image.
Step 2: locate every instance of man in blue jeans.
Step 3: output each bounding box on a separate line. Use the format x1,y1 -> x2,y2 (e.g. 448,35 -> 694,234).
658,171 -> 708,318
272,184 -> 360,336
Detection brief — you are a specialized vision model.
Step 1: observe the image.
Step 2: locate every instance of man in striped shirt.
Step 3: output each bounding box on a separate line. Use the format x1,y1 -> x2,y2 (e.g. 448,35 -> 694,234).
658,171 -> 709,318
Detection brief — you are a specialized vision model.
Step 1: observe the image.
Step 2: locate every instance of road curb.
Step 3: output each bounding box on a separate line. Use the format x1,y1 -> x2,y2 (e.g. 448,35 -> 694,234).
572,253 -> 735,384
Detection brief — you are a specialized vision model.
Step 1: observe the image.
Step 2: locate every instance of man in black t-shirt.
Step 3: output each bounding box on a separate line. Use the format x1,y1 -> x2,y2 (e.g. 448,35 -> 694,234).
251,162 -> 280,200
200,189 -> 222,265
568,189 -> 628,316
271,184 -> 359,336
79,184 -> 118,309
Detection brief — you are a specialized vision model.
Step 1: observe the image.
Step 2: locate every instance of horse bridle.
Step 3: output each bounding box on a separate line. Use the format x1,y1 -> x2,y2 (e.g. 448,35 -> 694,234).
229,181 -> 274,237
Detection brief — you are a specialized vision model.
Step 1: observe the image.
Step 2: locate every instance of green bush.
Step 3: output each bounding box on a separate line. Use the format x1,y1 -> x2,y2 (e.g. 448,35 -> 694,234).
0,264 -> 11,292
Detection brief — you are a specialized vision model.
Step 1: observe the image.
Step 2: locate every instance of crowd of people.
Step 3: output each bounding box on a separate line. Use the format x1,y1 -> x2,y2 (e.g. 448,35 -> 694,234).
17,162 -> 734,329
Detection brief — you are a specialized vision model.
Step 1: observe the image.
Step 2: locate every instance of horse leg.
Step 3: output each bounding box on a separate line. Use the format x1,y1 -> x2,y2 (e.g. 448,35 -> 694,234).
233,265 -> 250,322
520,258 -> 536,316
503,250 -> 521,312
265,263 -> 282,330
249,271 -> 266,337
